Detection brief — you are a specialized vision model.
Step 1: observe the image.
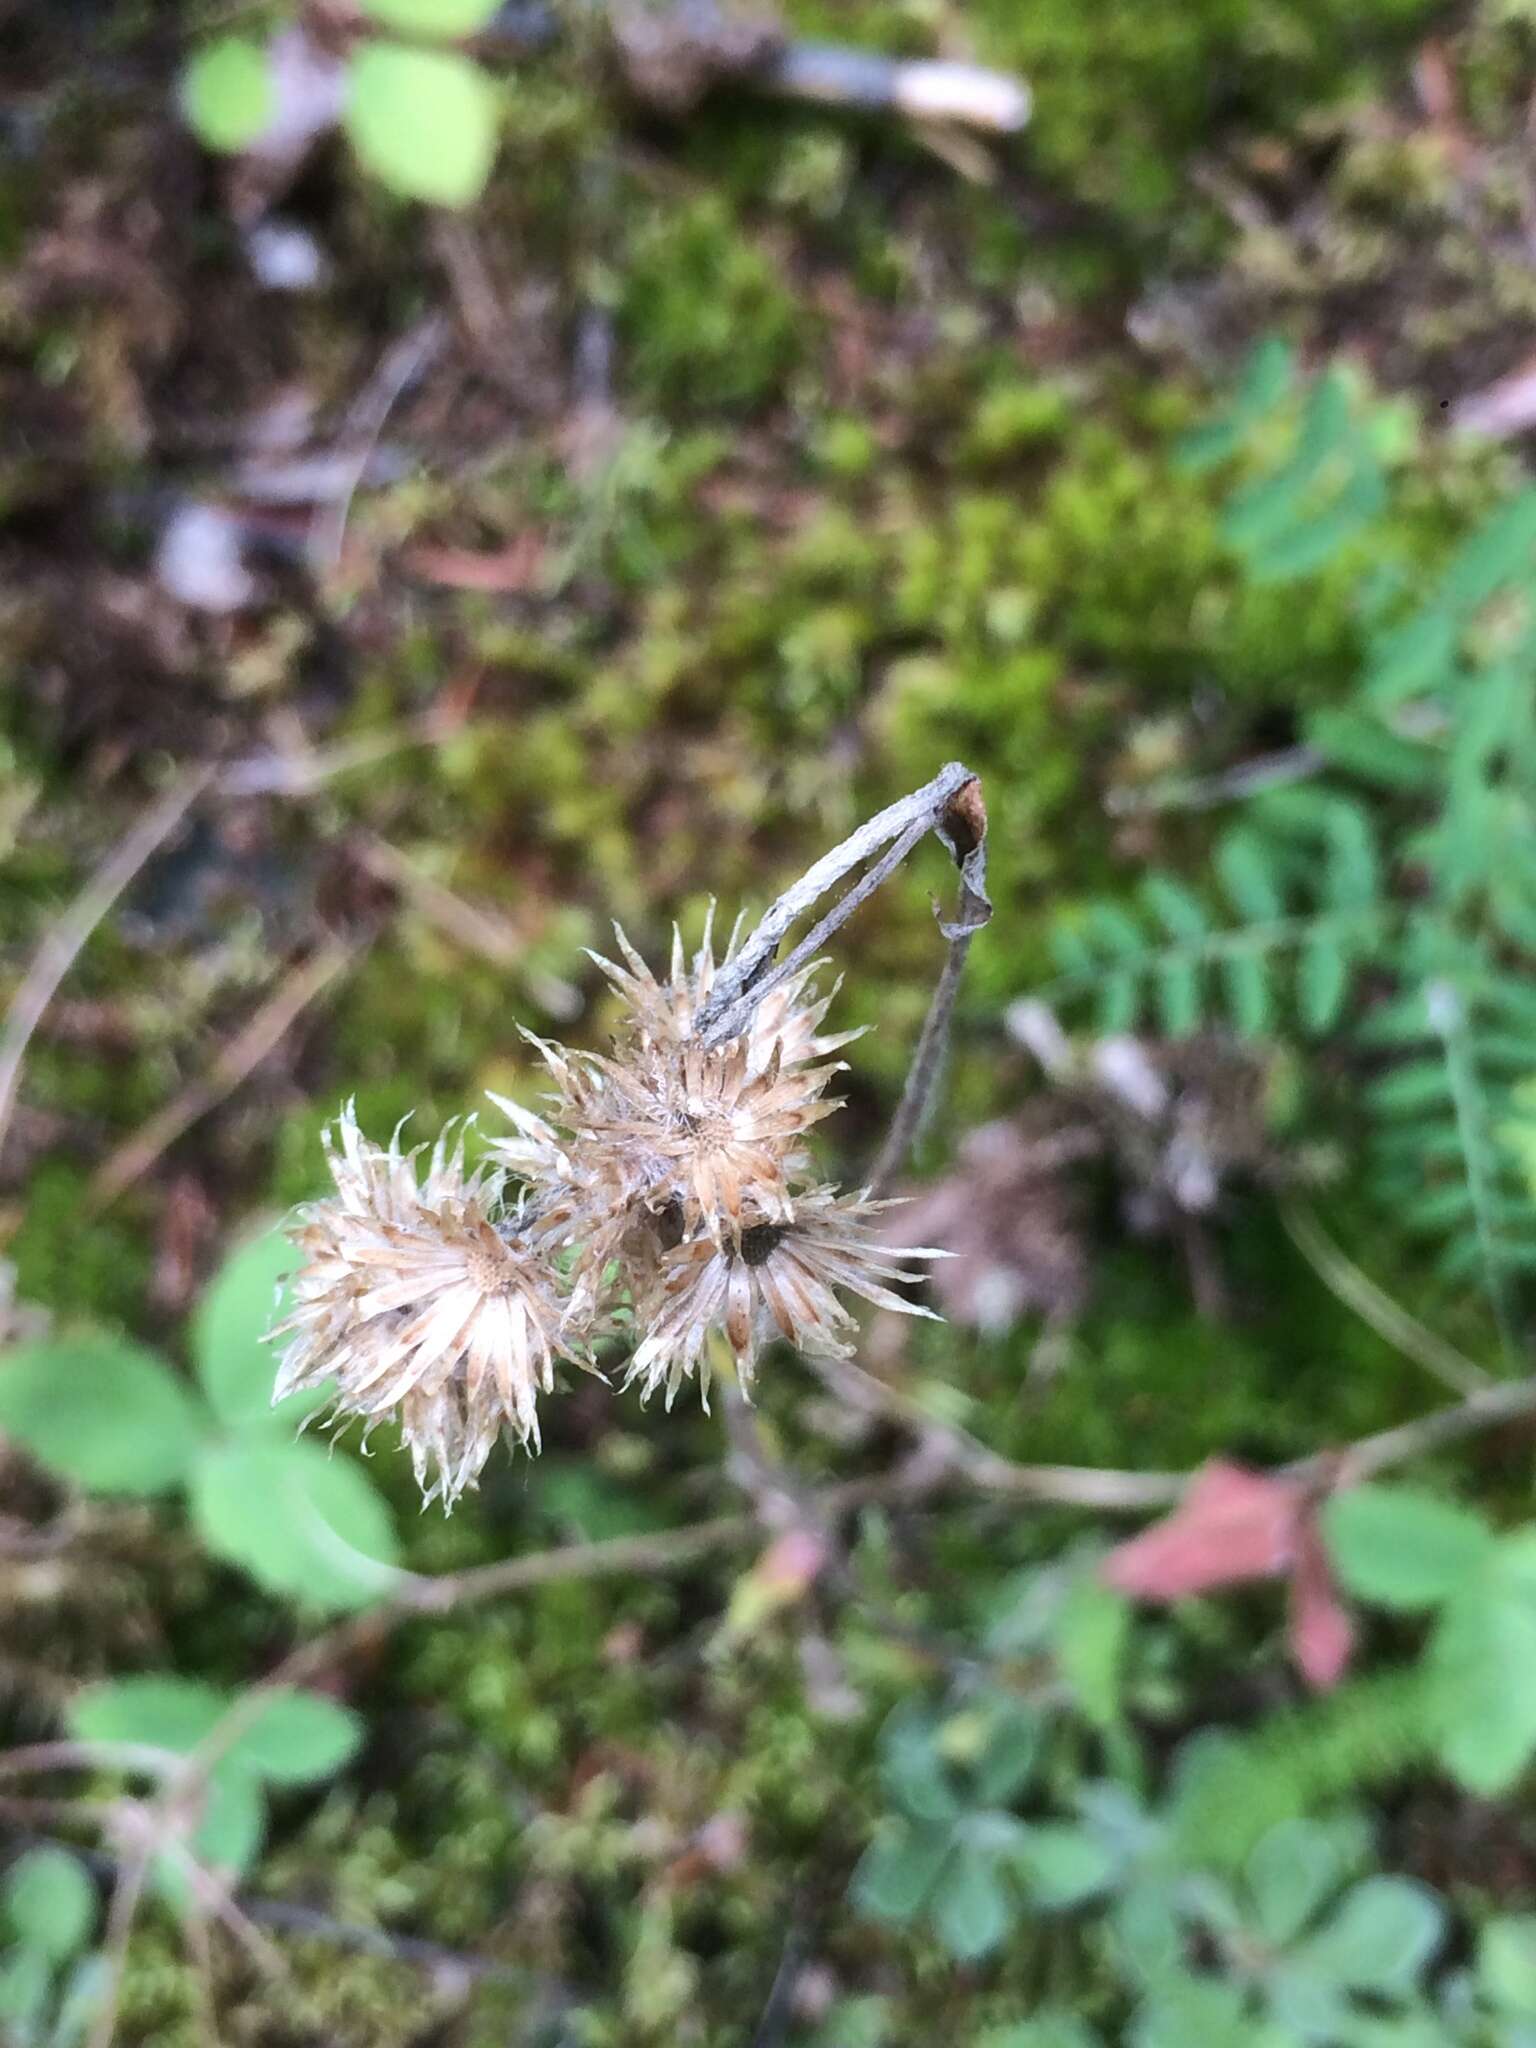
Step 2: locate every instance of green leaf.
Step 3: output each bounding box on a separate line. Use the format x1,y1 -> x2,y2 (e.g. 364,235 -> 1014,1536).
181,36 -> 273,152
1049,922 -> 1096,978
344,44 -> 499,206
1085,902 -> 1148,961
932,1841 -> 1013,1960
1245,1820 -> 1350,1947
1296,1877 -> 1443,1992
1174,339 -> 1293,475
1131,1974 -> 1264,2048
1012,1824 -> 1116,1909
0,1948 -> 49,2028
1366,1060 -> 1456,1117
1439,488 -> 1536,612
1221,949 -> 1271,1037
978,2018 -> 1103,2048
851,1822 -> 950,1923
1306,709 -> 1437,792
0,1336 -> 205,1495
3,1847 -> 95,1961
1298,934 -> 1349,1033
226,1688 -> 362,1786
1216,831 -> 1285,923
70,1675 -> 226,1755
1054,1578 -> 1129,1729
194,1223 -> 316,1431
1112,1884 -> 1185,1990
357,0 -> 502,33
1142,876 -> 1208,943
1263,1963 -> 1353,2039
809,1997 -> 894,2048
71,1674 -> 358,1789
198,1764 -> 267,1878
879,1705 -> 960,1824
1429,1582 -> 1536,1794
1480,1916 -> 1536,2017
1099,971 -> 1141,1035
971,1700 -> 1044,1806
191,1438 -> 400,1610
1323,1485 -> 1494,1610
153,1763 -> 266,1906
1155,960 -> 1201,1038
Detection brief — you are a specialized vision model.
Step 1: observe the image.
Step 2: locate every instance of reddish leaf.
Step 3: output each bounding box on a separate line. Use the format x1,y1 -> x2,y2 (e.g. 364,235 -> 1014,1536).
1288,1520 -> 1356,1691
1102,1459 -> 1302,1600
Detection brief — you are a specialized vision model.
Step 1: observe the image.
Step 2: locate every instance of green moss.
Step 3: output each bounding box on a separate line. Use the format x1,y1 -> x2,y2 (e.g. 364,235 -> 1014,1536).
620,195 -> 806,413
8,1158 -> 150,1324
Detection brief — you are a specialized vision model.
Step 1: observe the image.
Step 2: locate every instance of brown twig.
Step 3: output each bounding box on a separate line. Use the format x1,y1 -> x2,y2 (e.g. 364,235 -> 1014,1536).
88,940 -> 355,1208
0,767 -> 212,1165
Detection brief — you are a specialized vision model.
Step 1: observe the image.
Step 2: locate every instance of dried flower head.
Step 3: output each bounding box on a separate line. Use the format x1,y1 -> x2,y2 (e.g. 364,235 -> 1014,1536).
625,1184 -> 941,1408
490,918 -> 861,1320
272,1105 -> 573,1508
275,749 -> 984,1509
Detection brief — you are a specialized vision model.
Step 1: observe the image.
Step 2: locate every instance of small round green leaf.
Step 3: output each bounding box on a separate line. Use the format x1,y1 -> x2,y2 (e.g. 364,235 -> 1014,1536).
851,1822 -> 950,1924
0,1337 -> 205,1496
344,45 -> 499,207
1246,1819 -> 1352,1947
357,0 -> 503,36
933,1841 -> 1014,1960
1322,1485 -> 1493,1611
3,1848 -> 95,1961
978,2020 -> 1103,2048
195,1764 -> 267,1878
1429,1584 -> 1536,1794
1480,1916 -> 1536,2017
193,1223 -> 318,1431
191,1438 -> 400,1610
1012,1824 -> 1116,1910
1296,1877 -> 1444,1993
230,1689 -> 363,1786
970,1698 -> 1044,1807
0,1949 -> 49,2028
69,1675 -> 226,1757
181,37 -> 273,153
155,1766 -> 267,1909
1054,1579 -> 1129,1730
878,1705 -> 960,1824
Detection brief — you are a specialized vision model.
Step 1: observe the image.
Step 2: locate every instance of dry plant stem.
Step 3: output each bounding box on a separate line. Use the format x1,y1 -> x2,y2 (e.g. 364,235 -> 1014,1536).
813,1352 -> 1185,1508
309,313 -> 447,573
870,933 -> 967,1196
0,1740 -> 185,1781
1322,1372 -> 1536,1482
1283,1200 -> 1491,1397
697,762 -> 980,1045
0,765 -> 213,1162
88,939 -> 355,1207
85,1826 -> 154,2048
218,706 -> 464,799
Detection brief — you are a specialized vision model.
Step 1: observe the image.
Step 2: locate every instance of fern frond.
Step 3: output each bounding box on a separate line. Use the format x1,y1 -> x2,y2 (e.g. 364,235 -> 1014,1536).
1047,798 -> 1385,1041
1173,1670 -> 1437,1868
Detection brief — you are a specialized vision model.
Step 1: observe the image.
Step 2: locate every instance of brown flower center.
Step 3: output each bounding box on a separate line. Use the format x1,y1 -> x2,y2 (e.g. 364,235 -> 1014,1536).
739,1222 -> 790,1268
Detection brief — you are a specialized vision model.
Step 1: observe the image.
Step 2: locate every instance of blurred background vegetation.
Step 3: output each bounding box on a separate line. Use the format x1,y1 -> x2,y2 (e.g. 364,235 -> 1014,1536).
10,0 -> 1536,2041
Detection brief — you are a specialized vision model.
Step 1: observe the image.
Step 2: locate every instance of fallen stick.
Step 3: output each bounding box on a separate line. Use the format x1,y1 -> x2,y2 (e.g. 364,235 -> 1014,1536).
87,940 -> 354,1208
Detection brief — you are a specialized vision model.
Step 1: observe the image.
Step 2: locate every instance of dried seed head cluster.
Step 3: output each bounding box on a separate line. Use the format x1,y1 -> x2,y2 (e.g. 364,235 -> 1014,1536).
273,916 -> 940,1507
